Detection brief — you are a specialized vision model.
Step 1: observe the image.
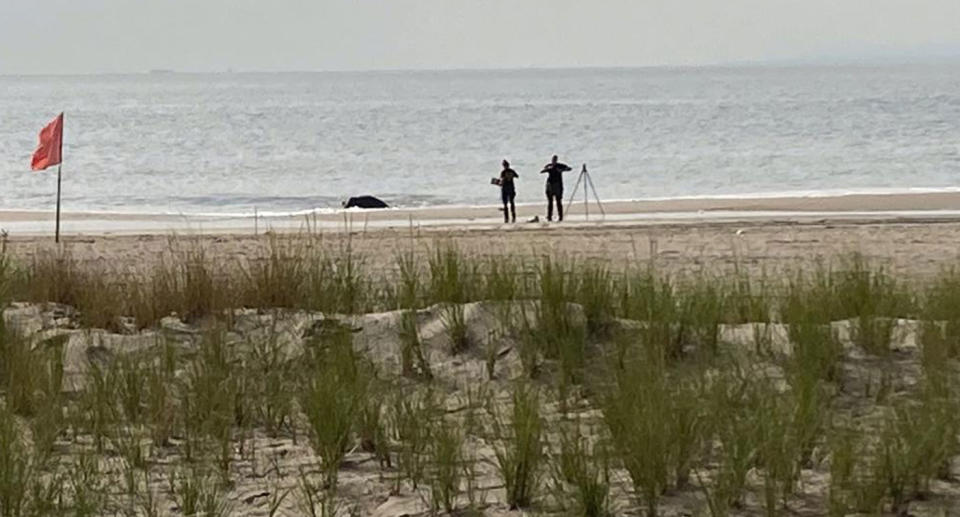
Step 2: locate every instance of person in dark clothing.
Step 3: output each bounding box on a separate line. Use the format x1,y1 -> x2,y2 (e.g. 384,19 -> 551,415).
499,160 -> 519,223
540,155 -> 571,221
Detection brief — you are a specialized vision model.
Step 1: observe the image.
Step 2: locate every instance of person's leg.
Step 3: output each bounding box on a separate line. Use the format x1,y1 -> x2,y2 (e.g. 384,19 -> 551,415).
501,190 -> 510,223
556,189 -> 564,221
546,190 -> 554,221
509,194 -> 516,222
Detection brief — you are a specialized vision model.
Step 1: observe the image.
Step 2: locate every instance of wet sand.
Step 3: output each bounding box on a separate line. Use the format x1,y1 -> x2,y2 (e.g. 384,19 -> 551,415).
5,190 -> 960,236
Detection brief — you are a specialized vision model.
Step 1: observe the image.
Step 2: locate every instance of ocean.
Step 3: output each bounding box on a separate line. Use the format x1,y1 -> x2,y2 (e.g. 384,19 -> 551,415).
1,65 -> 959,215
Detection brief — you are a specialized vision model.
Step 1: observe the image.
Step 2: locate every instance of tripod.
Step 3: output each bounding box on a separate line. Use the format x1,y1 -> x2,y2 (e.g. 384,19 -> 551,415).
566,164 -> 605,220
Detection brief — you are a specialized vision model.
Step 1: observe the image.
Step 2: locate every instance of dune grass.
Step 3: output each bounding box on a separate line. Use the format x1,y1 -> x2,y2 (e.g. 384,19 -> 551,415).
602,342 -> 673,516
490,382 -> 545,510
0,401 -> 41,517
551,418 -> 613,517
299,324 -> 375,491
4,239 -> 960,515
427,418 -> 465,514
389,386 -> 437,492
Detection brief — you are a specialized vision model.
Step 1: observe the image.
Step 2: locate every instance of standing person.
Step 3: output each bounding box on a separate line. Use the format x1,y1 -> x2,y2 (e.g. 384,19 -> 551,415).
499,160 -> 519,223
540,155 -> 571,221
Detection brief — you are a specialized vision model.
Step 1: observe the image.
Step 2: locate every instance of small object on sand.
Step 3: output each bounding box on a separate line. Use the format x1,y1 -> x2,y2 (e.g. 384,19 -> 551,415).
303,318 -> 363,339
343,195 -> 389,209
528,215 -> 540,223
242,492 -> 271,505
736,229 -> 744,236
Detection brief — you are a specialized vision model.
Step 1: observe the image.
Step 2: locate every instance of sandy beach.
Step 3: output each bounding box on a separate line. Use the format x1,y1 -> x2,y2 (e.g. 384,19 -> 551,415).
6,190 -> 960,236
6,190 -> 960,516
0,192 -> 960,235
5,191 -> 960,279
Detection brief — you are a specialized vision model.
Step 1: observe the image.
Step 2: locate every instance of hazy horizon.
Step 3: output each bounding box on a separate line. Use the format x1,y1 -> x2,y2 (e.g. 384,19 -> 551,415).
2,0 -> 959,75
2,55 -> 960,78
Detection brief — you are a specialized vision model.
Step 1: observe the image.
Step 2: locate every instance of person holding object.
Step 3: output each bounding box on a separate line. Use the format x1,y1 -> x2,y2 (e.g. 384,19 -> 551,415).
498,159 -> 519,223
541,154 -> 571,221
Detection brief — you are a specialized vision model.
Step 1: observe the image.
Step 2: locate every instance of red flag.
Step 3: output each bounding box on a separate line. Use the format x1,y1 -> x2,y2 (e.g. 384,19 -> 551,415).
30,113 -> 63,171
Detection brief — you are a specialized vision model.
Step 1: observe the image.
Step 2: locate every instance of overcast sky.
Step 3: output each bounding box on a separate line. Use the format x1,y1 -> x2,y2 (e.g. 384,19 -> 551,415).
1,0 -> 959,74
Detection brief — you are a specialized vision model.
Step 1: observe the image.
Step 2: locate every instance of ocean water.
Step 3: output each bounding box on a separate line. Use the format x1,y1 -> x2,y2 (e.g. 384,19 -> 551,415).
1,65 -> 959,215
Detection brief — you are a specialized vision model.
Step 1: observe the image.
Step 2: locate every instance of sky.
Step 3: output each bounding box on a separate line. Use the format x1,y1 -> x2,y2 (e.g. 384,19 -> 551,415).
1,0 -> 959,74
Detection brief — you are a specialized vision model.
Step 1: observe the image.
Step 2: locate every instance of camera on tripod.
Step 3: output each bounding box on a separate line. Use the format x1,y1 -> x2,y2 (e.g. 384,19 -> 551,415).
567,164 -> 605,220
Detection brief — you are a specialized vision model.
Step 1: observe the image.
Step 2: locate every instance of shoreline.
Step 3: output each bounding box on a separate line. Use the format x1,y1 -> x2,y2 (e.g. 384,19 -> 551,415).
5,191 -> 960,235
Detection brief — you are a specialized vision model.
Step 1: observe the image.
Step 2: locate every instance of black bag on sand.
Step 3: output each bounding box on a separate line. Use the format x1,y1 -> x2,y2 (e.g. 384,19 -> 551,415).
343,196 -> 389,209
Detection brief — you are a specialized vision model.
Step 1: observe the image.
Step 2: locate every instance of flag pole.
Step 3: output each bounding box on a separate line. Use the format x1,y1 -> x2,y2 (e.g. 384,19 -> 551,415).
55,165 -> 62,243
55,113 -> 63,243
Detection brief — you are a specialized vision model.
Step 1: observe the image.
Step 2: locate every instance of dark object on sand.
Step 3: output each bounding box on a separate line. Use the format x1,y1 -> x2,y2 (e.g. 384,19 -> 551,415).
303,318 -> 363,339
343,195 -> 389,209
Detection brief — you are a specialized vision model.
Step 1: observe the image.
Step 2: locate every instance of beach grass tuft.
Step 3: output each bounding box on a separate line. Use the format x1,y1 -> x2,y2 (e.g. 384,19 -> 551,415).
490,382 -> 545,510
